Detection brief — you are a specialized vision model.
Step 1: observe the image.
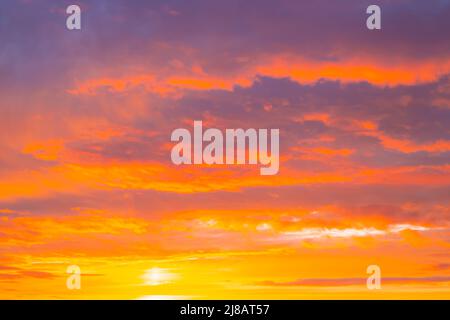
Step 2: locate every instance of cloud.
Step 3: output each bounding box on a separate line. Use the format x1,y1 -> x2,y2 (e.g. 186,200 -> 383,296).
142,267 -> 178,286
258,276 -> 450,287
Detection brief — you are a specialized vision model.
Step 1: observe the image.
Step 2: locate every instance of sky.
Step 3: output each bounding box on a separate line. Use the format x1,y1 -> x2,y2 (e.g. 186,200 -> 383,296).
0,0 -> 449,299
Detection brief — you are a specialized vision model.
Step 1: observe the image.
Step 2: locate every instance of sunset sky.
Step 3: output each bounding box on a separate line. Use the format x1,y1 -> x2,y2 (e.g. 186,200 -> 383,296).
0,0 -> 449,299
